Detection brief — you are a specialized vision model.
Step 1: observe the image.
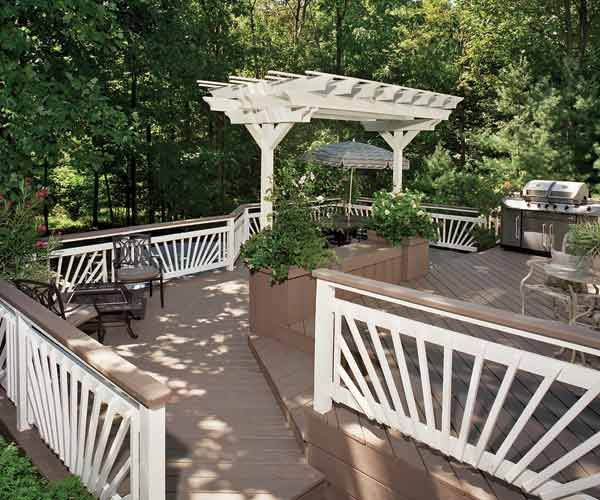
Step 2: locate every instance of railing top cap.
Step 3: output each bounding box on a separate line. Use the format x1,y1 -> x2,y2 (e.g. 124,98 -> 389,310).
313,268 -> 600,353
54,203 -> 260,244
0,280 -> 172,409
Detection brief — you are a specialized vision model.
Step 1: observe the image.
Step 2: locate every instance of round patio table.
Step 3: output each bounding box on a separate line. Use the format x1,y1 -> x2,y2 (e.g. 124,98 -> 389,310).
319,215 -> 369,246
542,263 -> 600,362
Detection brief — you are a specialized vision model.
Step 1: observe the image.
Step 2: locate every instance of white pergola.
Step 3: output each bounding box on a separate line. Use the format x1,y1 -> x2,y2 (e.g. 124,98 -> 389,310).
198,70 -> 463,227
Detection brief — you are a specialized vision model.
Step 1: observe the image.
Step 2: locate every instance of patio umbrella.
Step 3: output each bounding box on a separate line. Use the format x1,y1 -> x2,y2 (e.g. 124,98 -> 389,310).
303,140 -> 409,207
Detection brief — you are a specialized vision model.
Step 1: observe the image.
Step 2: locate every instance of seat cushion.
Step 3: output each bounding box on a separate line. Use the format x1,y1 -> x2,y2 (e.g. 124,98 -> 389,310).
116,265 -> 160,283
65,304 -> 98,327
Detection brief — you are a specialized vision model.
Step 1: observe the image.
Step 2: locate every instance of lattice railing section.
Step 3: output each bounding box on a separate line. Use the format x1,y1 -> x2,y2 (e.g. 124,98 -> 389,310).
0,304 -> 16,401
314,275 -> 600,500
49,205 -> 266,288
0,301 -> 166,500
430,212 -> 485,252
150,227 -> 229,279
26,329 -> 136,499
52,244 -> 112,292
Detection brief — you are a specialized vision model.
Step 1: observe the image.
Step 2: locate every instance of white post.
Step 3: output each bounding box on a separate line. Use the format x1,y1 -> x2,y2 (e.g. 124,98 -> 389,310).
313,279 -> 336,414
243,207 -> 250,243
244,123 -> 295,228
260,139 -> 274,226
226,218 -> 235,271
380,130 -> 420,193
15,313 -> 31,431
139,406 -> 166,500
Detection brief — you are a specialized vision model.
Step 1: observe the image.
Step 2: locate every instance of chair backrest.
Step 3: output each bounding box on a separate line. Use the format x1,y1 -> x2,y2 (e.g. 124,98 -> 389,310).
13,279 -> 66,320
112,234 -> 152,269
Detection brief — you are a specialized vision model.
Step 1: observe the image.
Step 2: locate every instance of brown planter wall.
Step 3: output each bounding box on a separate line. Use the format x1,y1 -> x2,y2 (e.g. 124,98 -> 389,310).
249,238 -> 429,352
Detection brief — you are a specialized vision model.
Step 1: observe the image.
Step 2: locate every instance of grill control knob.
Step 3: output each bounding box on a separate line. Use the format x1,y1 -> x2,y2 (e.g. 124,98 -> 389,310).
552,204 -> 557,209
588,206 -> 592,212
564,205 -> 569,210
544,204 -> 549,208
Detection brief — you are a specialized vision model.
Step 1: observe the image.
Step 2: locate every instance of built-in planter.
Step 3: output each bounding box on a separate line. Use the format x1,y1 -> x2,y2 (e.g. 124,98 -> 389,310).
249,236 -> 429,352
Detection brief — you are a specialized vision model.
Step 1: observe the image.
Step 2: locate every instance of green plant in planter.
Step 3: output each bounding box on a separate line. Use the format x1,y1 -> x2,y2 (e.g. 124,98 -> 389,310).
370,190 -> 436,246
0,181 -> 59,281
566,222 -> 600,258
241,167 -> 334,284
472,225 -> 498,251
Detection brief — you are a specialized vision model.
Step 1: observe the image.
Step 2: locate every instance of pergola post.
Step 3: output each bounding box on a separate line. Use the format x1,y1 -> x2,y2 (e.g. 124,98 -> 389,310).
245,123 -> 294,228
379,130 -> 420,192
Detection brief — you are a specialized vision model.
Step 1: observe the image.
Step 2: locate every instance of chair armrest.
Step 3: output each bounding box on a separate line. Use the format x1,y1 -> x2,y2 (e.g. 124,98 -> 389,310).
525,257 -> 549,269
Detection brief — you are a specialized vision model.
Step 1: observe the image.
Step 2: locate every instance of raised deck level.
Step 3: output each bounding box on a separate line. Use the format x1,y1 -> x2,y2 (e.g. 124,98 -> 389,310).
251,247 -> 600,500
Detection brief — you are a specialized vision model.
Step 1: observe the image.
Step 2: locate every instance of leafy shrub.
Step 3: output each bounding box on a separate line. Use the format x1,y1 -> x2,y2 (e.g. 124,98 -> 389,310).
472,225 -> 498,251
566,222 -> 600,257
241,164 -> 334,284
413,146 -> 508,216
0,180 -> 59,281
0,437 -> 93,499
370,190 -> 436,245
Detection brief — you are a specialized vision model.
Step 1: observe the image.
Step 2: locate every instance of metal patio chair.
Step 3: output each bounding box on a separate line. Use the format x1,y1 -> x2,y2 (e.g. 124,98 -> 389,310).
112,233 -> 164,308
13,279 -> 98,328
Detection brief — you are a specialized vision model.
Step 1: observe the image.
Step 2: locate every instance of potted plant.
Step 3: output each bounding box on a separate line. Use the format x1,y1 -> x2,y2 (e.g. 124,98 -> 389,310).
241,169 -> 335,351
368,190 -> 436,280
566,222 -> 600,271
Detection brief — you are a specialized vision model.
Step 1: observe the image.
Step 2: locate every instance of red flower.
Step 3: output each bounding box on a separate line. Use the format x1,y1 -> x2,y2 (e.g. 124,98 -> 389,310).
37,224 -> 48,233
24,176 -> 32,186
35,240 -> 48,249
36,187 -> 49,200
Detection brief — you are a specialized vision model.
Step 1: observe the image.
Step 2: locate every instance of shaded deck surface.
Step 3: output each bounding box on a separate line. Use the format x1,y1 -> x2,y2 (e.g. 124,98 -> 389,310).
252,247 -> 600,500
103,270 -> 322,500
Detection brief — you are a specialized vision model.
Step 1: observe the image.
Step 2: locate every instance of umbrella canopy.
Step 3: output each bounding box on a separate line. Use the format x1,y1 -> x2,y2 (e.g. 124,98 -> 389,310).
303,140 -> 409,170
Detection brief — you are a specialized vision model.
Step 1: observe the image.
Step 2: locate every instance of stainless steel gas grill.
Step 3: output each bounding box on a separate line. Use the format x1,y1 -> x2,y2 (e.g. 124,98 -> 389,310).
501,180 -> 600,253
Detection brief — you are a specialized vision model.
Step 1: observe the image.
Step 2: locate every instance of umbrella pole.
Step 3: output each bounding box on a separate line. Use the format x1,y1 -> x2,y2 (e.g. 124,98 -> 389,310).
347,168 -> 354,222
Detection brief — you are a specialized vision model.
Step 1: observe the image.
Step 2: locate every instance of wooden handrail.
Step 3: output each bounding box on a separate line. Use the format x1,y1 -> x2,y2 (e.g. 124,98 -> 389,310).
55,203 -> 261,244
0,280 -> 172,409
312,268 -> 600,353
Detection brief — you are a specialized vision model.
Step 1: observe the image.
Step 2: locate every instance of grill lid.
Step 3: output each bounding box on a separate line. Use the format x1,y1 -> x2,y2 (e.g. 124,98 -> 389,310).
522,180 -> 589,204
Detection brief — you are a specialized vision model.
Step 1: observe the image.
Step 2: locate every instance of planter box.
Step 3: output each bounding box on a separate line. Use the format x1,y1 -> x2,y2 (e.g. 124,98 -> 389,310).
249,237 -> 429,352
366,230 -> 429,281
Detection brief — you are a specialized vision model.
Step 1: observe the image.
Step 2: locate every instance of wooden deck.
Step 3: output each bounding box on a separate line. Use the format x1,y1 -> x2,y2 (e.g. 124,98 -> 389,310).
102,270 -> 323,500
14,245 -> 594,500
251,247 -> 600,500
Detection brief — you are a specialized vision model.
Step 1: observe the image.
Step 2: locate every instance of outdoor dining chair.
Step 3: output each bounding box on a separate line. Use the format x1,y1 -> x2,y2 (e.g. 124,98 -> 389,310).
112,233 -> 164,307
13,279 -> 98,328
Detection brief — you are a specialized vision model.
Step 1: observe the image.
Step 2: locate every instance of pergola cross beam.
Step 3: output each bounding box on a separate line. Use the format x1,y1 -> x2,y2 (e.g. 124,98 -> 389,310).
198,70 -> 463,225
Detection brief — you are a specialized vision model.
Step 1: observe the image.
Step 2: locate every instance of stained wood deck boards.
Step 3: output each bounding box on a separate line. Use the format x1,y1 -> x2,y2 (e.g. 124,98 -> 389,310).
251,247 -> 600,500
103,269 -> 323,500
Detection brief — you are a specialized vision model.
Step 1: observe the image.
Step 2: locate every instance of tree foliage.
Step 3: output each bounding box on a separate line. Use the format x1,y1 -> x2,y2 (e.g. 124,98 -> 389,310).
2,0 -> 600,232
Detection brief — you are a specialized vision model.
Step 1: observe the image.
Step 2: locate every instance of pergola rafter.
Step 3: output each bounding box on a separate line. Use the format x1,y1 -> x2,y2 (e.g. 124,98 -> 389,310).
198,70 -> 463,226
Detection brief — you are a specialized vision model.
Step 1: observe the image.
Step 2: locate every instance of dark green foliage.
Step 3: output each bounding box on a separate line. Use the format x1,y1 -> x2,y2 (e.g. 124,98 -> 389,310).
369,191 -> 437,245
2,0 -> 600,228
472,226 -> 498,251
0,437 -> 93,499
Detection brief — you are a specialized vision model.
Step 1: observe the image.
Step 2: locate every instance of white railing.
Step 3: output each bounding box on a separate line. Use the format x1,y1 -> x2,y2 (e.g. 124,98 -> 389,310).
0,284 -> 170,500
313,269 -> 600,500
352,198 -> 486,252
48,199 -> 487,291
50,203 -> 263,291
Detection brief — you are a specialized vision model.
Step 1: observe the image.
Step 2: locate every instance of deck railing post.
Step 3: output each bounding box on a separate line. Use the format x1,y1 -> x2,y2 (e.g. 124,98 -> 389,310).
243,207 -> 250,243
313,279 -> 335,414
139,405 -> 166,500
227,218 -> 235,271
15,313 -> 31,431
